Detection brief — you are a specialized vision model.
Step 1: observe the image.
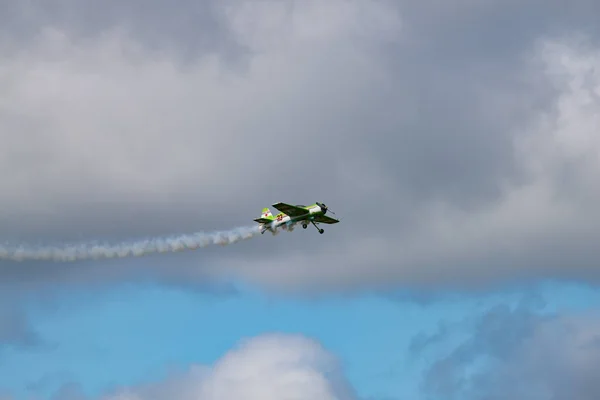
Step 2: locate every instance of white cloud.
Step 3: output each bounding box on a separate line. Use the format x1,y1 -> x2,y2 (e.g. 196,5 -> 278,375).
99,334 -> 355,400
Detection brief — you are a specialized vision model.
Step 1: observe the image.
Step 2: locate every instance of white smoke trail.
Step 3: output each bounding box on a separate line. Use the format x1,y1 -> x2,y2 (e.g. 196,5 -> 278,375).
0,225 -> 263,262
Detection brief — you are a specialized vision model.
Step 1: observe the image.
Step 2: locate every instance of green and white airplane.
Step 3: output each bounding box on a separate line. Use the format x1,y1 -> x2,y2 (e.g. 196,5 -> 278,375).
254,202 -> 340,235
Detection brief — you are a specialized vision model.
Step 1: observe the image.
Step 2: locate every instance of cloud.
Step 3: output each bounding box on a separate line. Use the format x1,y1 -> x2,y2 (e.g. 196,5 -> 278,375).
0,0 -> 404,232
80,333 -> 355,400
414,297 -> 600,400
1,0 -> 600,297
0,0 -> 402,231
0,0 -> 404,289
51,383 -> 87,400
218,33 -> 600,293
0,302 -> 41,349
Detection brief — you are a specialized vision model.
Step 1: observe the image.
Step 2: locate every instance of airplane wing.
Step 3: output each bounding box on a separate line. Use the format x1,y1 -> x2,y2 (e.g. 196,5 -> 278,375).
312,214 -> 340,224
271,202 -> 309,217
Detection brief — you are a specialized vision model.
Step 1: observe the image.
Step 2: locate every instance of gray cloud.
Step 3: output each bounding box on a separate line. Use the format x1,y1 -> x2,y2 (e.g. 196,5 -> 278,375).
413,297 -> 600,400
0,0 -> 237,59
0,303 -> 41,350
51,383 -> 86,400
1,0 -> 600,298
216,31 -> 600,293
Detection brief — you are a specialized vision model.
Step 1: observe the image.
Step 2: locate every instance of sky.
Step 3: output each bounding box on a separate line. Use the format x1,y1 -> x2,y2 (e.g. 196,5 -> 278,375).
1,0 -> 600,399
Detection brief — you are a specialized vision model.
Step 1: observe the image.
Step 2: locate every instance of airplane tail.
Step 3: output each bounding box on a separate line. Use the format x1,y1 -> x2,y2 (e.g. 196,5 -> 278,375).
253,207 -> 274,224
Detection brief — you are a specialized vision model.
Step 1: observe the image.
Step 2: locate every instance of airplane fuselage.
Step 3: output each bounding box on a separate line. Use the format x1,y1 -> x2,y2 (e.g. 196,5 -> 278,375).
261,204 -> 324,233
255,202 -> 339,235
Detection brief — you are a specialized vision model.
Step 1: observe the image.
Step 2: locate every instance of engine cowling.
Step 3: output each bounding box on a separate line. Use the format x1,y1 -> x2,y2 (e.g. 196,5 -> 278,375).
315,202 -> 328,214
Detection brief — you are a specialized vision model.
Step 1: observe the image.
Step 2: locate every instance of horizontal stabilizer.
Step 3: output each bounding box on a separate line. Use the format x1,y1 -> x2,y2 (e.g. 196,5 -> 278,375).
254,218 -> 273,224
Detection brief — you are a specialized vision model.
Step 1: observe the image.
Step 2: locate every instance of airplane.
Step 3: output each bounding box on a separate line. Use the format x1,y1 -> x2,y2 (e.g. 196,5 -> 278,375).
253,202 -> 340,235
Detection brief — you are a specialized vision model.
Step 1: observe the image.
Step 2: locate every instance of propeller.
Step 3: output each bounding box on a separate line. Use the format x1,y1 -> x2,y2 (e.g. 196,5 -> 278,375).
316,202 -> 337,215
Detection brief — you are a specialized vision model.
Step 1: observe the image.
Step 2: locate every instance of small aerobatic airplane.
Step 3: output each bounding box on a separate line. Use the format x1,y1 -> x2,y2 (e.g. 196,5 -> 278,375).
254,202 -> 340,235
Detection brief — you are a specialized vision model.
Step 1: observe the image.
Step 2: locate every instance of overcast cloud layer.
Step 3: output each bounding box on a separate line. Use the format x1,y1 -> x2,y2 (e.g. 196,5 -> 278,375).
1,1 -> 600,292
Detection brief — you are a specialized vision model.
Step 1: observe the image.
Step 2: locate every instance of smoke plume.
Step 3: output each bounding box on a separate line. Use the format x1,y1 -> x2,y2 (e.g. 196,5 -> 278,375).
0,225 -> 264,262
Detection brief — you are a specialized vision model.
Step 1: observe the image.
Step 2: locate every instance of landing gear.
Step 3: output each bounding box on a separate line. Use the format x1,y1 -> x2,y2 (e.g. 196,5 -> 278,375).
302,224 -> 308,229
310,221 -> 324,234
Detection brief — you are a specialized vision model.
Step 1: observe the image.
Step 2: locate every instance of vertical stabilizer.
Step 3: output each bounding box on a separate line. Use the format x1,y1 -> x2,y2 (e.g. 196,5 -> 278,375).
253,208 -> 274,224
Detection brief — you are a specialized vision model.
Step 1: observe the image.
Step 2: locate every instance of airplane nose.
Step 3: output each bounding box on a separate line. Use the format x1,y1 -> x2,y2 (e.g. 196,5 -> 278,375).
316,202 -> 328,213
